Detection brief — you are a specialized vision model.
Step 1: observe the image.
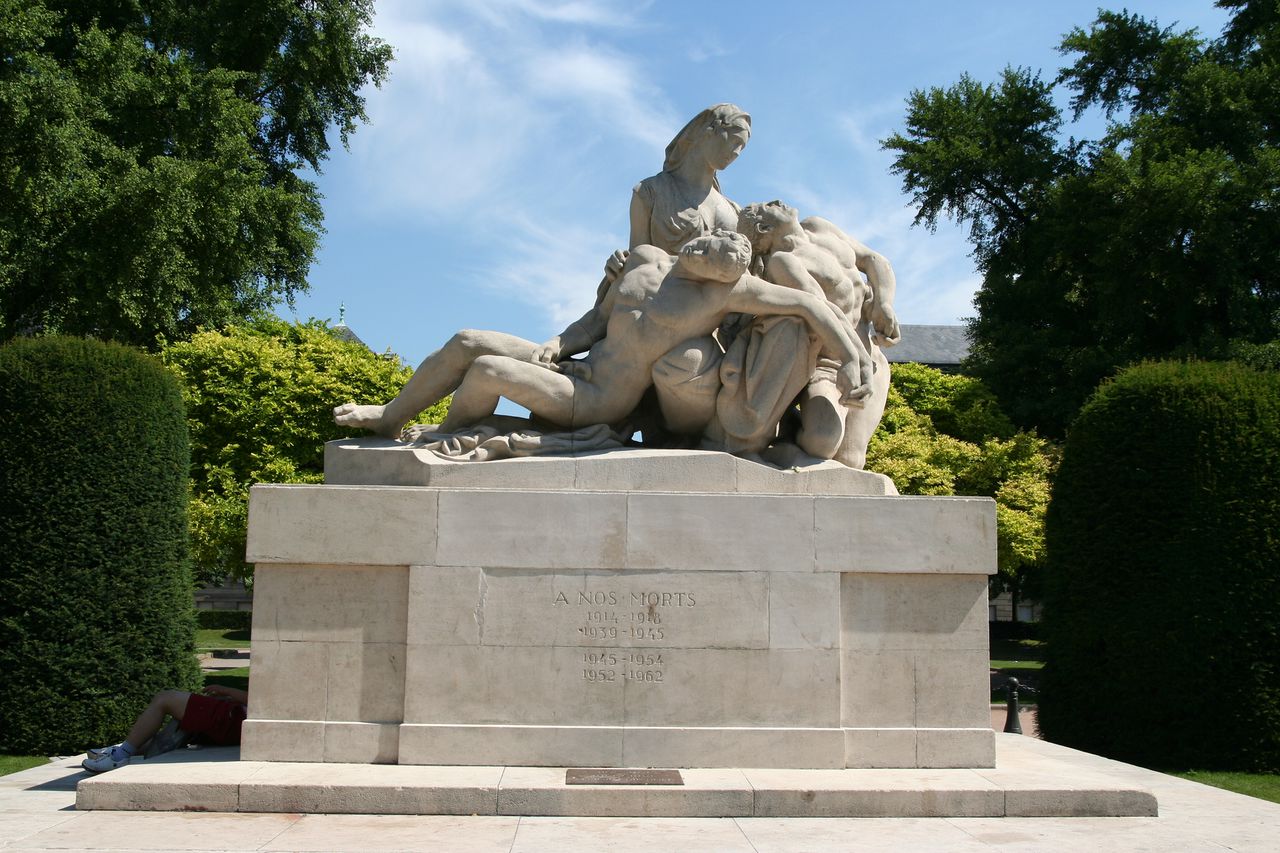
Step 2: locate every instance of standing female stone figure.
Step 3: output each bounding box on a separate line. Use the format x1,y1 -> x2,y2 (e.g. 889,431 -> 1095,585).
630,103 -> 751,253
534,105 -> 755,438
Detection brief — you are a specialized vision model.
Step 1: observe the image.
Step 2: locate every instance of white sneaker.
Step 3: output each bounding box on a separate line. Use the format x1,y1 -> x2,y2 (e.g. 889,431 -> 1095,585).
81,749 -> 132,774
86,742 -> 122,759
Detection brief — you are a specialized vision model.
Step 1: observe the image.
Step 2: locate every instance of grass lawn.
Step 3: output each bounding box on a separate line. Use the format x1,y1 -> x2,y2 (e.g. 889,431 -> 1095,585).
1172,770 -> 1280,804
203,666 -> 250,694
196,627 -> 250,651
0,755 -> 48,777
990,636 -> 1044,704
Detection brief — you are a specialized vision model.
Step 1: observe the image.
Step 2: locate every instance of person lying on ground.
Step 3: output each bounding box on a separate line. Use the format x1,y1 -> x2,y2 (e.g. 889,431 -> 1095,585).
81,684 -> 248,774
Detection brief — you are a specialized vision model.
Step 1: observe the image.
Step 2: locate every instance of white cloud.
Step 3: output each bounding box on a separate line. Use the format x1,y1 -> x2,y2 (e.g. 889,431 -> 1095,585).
686,37 -> 731,64
462,0 -> 646,28
334,1 -> 675,228
522,46 -> 676,148
471,212 -> 624,330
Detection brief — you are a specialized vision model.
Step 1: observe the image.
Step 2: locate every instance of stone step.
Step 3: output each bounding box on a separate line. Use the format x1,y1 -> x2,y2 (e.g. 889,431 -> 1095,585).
76,736 -> 1156,818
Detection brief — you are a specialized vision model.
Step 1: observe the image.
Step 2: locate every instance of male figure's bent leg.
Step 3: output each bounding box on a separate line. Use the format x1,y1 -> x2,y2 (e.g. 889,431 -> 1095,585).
335,331 -> 540,437
440,355 -> 579,431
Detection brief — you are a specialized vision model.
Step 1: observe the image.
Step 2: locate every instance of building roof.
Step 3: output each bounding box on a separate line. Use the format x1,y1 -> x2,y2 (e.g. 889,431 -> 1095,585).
331,322 -> 369,350
884,324 -> 971,366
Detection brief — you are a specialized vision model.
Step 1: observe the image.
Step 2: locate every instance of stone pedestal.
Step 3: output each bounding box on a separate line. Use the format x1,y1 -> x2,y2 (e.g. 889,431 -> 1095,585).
241,442 -> 996,769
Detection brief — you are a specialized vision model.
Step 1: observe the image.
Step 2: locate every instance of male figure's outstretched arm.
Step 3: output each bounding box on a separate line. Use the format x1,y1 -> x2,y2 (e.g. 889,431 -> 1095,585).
725,277 -> 874,405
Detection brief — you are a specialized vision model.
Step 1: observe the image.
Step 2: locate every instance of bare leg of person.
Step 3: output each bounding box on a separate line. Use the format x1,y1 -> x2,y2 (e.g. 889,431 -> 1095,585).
334,331 -> 539,437
124,690 -> 191,750
439,355 -> 579,431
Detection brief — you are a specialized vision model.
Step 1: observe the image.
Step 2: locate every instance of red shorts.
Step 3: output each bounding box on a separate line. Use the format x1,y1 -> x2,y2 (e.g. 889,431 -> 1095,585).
180,694 -> 247,745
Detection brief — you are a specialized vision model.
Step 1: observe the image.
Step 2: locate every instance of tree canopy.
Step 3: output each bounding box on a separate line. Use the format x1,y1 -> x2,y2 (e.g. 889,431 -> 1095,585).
160,318 -> 445,586
883,0 -> 1279,434
0,0 -> 391,346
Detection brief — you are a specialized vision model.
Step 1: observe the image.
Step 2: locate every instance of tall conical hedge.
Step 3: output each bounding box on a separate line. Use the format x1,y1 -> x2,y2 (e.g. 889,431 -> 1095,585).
0,337 -> 200,754
1039,361 -> 1280,771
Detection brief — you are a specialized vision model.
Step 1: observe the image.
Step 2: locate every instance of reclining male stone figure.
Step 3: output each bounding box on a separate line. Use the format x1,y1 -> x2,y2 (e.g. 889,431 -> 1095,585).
333,231 -> 873,440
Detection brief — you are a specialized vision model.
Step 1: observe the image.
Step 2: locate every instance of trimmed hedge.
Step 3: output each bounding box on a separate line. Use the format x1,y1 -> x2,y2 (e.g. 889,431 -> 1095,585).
1038,361 -> 1280,771
196,610 -> 252,630
0,337 -> 201,754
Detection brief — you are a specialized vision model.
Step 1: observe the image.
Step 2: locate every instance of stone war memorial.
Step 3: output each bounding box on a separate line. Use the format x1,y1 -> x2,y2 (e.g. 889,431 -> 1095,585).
80,105 -> 1156,817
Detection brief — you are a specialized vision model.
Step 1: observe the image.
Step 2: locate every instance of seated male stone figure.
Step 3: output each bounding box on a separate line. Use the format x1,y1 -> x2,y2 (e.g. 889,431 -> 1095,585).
335,231 -> 873,439
736,200 -> 900,468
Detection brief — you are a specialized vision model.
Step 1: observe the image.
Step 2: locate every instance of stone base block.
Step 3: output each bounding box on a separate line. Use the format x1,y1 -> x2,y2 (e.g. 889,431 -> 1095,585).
323,440 -> 898,496
398,725 -> 846,769
245,459 -> 999,771
75,736 -> 1158,818
241,720 -> 399,764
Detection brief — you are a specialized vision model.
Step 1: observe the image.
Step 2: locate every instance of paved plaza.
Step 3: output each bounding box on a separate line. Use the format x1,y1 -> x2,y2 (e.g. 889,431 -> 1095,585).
2,734 -> 1277,851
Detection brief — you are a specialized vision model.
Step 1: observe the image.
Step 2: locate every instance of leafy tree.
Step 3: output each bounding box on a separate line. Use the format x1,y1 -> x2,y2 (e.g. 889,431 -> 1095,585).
0,0 -> 391,346
866,363 -> 1057,614
883,2 -> 1280,435
160,318 -> 446,586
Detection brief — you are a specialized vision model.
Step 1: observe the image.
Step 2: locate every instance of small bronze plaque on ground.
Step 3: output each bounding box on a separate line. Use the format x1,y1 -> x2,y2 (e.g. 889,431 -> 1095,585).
565,768 -> 684,786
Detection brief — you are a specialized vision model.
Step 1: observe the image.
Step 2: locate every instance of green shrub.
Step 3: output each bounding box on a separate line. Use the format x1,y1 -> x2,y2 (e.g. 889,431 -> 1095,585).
887,362 -> 1017,444
0,337 -> 201,754
867,368 -> 1056,605
1039,361 -> 1280,771
195,610 -> 252,630
160,318 -> 445,585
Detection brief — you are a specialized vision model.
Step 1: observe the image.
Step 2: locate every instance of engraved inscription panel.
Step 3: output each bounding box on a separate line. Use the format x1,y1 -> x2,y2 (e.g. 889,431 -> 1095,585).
472,570 -> 770,650
403,568 -> 840,728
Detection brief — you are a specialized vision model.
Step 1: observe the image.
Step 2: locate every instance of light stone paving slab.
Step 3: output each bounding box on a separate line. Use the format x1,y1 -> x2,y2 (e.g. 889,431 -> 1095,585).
739,816 -> 992,852
71,736 -> 1160,819
944,816 -> 1236,853
73,758 -> 252,812
743,767 -> 1005,818
239,763 -> 503,815
507,816 -> 759,853
1,741 -> 1276,851
0,811 -> 83,844
259,813 -> 521,852
17,809 -> 302,850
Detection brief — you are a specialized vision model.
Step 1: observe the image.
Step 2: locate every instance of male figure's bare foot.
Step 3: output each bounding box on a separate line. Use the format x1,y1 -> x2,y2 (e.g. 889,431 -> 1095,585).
333,403 -> 403,439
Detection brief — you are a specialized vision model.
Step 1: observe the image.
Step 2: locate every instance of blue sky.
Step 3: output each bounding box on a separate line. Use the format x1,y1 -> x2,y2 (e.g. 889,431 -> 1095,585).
286,0 -> 1232,368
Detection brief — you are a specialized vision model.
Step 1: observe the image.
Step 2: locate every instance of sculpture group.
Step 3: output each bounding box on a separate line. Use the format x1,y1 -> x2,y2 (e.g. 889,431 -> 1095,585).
335,104 -> 900,469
